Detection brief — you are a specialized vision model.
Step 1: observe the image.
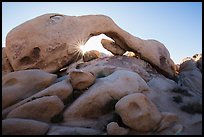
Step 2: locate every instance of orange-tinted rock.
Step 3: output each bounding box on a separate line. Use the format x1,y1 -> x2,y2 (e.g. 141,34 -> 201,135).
83,50 -> 100,62
115,93 -> 162,132
69,69 -> 96,90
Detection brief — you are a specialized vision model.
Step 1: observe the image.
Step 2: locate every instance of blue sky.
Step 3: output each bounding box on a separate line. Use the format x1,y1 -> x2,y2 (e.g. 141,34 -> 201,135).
2,2 -> 202,64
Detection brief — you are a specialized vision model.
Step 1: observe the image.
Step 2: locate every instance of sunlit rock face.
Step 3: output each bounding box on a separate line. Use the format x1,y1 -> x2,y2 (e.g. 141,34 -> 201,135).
6,13 -> 176,78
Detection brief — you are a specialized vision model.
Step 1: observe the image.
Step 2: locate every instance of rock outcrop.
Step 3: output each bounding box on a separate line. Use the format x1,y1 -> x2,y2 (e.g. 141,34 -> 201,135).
2,13 -> 201,135
178,54 -> 202,97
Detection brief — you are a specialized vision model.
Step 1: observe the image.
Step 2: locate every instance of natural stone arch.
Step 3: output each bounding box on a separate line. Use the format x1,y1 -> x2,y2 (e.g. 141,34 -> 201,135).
6,13 -> 176,78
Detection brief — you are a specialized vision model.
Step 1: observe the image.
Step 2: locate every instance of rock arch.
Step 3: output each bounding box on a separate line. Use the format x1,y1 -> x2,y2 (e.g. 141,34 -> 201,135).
5,13 -> 176,78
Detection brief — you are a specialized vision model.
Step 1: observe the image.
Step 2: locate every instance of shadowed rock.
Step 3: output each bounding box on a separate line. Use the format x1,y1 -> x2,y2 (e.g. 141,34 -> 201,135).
101,39 -> 126,55
178,54 -> 202,97
2,118 -> 49,135
156,112 -> 178,132
47,125 -> 103,135
106,122 -> 129,135
2,78 -> 72,119
7,95 -> 64,122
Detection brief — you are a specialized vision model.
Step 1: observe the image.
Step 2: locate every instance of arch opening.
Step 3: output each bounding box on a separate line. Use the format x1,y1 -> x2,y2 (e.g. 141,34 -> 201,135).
79,34 -> 113,55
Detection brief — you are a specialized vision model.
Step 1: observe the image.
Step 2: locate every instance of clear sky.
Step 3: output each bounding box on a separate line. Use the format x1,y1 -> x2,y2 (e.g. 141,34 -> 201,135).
2,2 -> 202,64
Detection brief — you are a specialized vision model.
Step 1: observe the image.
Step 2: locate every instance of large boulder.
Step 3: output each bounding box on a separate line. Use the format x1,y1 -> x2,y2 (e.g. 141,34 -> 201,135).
7,96 -> 64,122
6,13 -> 176,78
115,93 -> 162,132
178,54 -> 202,97
2,78 -> 73,119
63,70 -> 150,125
2,69 -> 57,109
2,118 -> 49,135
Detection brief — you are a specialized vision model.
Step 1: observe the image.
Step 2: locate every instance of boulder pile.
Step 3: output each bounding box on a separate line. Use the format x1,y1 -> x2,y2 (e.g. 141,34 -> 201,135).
2,13 -> 202,135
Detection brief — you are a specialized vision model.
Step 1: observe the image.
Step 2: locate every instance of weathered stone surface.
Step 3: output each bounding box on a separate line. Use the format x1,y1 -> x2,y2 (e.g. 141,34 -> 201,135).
156,112 -> 178,132
115,93 -> 162,132
171,124 -> 183,135
2,118 -> 49,135
69,69 -> 96,90
2,69 -> 57,109
83,50 -> 101,62
101,39 -> 126,55
67,56 -> 156,82
106,122 -> 129,135
179,58 -> 197,72
7,96 -> 64,122
147,76 -> 177,92
178,55 -> 202,97
6,13 -> 176,78
47,125 -> 102,135
63,70 -> 150,124
2,78 -> 73,119
2,47 -> 13,75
